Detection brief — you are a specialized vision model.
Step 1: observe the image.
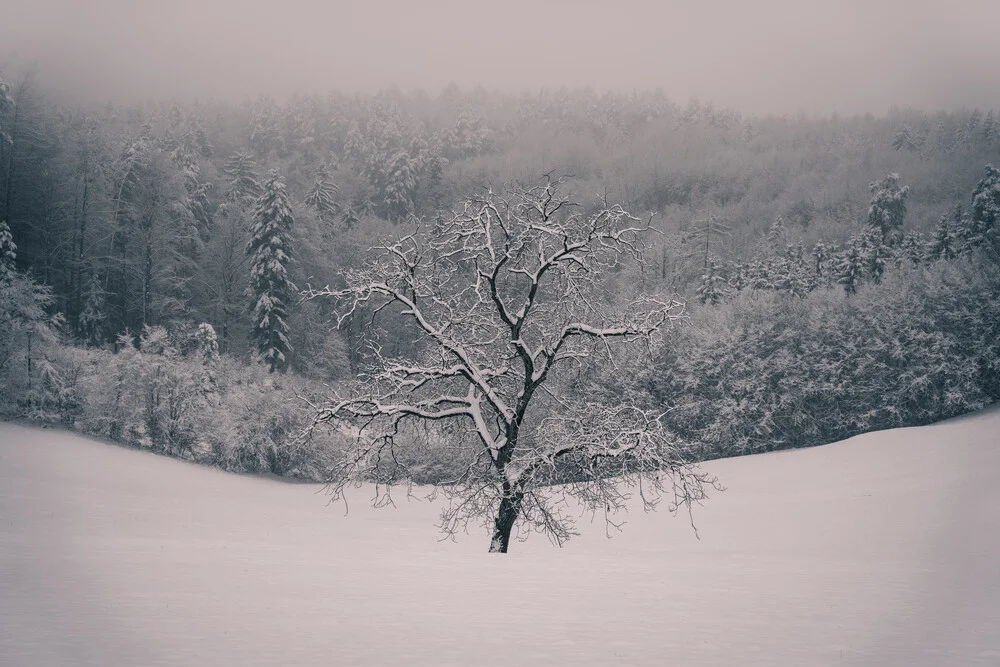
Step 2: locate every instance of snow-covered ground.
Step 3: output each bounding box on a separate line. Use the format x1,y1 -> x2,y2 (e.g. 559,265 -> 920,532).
2,409 -> 998,667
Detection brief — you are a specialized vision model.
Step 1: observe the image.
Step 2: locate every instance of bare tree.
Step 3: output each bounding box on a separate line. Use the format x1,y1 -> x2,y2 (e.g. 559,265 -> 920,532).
306,178 -> 719,553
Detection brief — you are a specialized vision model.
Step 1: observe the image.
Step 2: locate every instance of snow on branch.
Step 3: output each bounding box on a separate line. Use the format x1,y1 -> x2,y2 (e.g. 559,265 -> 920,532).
305,177 -> 717,552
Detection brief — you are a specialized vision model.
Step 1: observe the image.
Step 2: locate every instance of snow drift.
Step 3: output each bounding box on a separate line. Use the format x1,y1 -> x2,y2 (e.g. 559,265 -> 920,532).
1,407 -> 998,666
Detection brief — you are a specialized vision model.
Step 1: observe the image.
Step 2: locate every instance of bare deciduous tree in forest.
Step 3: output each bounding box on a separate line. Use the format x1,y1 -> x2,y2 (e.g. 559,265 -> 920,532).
307,178 -> 718,553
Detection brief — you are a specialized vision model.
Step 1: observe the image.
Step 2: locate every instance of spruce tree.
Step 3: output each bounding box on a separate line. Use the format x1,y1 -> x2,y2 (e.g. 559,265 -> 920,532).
697,258 -> 728,305
0,220 -> 15,282
224,152 -> 262,205
78,269 -> 107,345
969,164 -> 1000,248
927,213 -> 959,261
304,163 -> 339,220
838,237 -> 864,295
246,170 -> 296,373
867,173 -> 909,246
811,241 -> 828,278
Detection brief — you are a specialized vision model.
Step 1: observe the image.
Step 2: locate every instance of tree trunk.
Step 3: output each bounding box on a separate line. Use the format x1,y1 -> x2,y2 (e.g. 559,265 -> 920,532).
489,489 -> 524,553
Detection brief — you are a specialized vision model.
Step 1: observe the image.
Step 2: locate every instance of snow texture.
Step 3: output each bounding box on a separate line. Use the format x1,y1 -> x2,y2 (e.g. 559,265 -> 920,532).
2,408 -> 999,666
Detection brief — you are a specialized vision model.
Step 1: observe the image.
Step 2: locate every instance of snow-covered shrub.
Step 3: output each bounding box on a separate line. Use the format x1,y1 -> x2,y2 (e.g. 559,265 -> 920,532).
653,256 -> 1000,458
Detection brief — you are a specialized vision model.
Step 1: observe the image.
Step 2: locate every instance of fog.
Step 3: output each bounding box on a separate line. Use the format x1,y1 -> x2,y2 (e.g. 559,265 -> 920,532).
3,0 -> 999,114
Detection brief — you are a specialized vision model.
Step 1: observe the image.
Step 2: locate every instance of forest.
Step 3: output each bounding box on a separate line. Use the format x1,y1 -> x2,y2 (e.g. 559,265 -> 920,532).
1,65 -> 999,485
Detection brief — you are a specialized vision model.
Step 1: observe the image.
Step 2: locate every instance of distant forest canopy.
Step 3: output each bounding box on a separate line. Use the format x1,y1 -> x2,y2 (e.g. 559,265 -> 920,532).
2,66 -> 1000,371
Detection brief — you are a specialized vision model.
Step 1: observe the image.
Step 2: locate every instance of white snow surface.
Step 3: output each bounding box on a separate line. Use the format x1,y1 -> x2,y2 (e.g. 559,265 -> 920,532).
2,409 -> 999,666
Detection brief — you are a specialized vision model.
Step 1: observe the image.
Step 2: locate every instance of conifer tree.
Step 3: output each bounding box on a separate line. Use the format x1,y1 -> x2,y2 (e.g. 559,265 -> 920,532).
697,258 -> 728,305
0,219 -> 15,282
867,173 -> 909,246
927,213 -> 959,261
304,163 -> 339,220
860,228 -> 888,284
969,164 -> 1000,248
246,170 -> 296,373
78,269 -> 107,344
811,241 -> 828,277
224,152 -> 262,205
838,237 -> 864,295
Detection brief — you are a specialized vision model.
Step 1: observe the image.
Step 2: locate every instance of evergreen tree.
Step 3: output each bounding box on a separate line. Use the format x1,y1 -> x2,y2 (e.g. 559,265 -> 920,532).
866,173 -> 909,246
0,219 -> 15,282
927,213 -> 959,261
860,228 -> 888,284
246,169 -> 296,373
892,123 -> 919,151
224,152 -> 262,205
193,322 -> 219,364
766,216 -> 786,248
78,269 -> 107,345
811,241 -> 828,277
897,231 -> 924,266
304,163 -> 339,220
983,111 -> 997,148
697,258 -> 728,305
969,164 -> 1000,248
837,237 -> 864,295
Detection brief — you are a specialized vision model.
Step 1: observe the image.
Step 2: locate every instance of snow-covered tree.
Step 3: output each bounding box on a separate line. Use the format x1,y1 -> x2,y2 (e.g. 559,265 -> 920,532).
193,322 -> 219,364
0,75 -> 13,146
0,219 -> 15,282
306,179 -> 717,553
224,152 -> 262,205
838,237 -> 864,295
246,170 -> 296,373
860,228 -> 888,284
811,241 -> 828,277
78,269 -> 107,345
304,163 -> 339,220
983,111 -> 997,148
766,216 -> 786,248
867,173 -> 909,246
927,212 -> 960,261
697,258 -> 728,305
969,164 -> 1000,250
892,123 -> 920,151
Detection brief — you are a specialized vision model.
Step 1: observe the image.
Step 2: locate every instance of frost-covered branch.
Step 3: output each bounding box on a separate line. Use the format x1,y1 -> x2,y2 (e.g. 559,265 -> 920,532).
305,177 -> 715,552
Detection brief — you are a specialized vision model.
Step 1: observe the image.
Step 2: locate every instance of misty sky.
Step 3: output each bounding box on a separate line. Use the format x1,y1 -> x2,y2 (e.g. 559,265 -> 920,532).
3,0 -> 999,115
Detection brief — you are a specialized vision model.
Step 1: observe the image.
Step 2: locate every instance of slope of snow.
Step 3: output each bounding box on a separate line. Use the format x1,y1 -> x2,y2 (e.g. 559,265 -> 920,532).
1,409 -> 998,666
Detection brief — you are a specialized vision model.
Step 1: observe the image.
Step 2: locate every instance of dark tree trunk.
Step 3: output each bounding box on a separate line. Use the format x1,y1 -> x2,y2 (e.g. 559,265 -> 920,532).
489,488 -> 524,553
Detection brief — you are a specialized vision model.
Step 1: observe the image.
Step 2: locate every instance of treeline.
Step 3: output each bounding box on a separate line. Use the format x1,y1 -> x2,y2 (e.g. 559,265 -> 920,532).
0,230 -> 340,477
2,68 -> 1000,367
1,65 -> 999,476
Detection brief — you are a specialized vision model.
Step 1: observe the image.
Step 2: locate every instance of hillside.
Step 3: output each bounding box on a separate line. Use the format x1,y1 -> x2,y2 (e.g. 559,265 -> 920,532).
1,409 -> 998,666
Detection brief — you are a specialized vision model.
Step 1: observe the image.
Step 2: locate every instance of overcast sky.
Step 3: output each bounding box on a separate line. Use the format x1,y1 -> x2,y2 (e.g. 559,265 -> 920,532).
3,0 -> 998,115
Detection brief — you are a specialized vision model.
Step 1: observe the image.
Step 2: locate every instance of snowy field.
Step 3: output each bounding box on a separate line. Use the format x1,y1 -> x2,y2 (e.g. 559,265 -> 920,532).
2,410 -> 999,667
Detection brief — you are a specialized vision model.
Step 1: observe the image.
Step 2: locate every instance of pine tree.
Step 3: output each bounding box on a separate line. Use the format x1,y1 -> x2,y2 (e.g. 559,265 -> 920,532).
811,241 -> 828,277
892,124 -> 919,151
983,111 -> 997,148
0,219 -> 15,282
867,173 -> 909,246
224,152 -> 262,205
304,163 -> 339,220
969,164 -> 1000,248
78,269 -> 107,344
697,258 -> 728,305
193,322 -> 219,364
927,213 -> 959,261
837,237 -> 864,295
766,216 -> 786,248
860,228 -> 889,283
892,230 -> 923,267
246,170 -> 296,373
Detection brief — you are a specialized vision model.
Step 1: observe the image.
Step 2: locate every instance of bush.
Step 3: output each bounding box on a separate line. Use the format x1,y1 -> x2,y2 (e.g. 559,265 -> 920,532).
652,255 -> 1000,458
